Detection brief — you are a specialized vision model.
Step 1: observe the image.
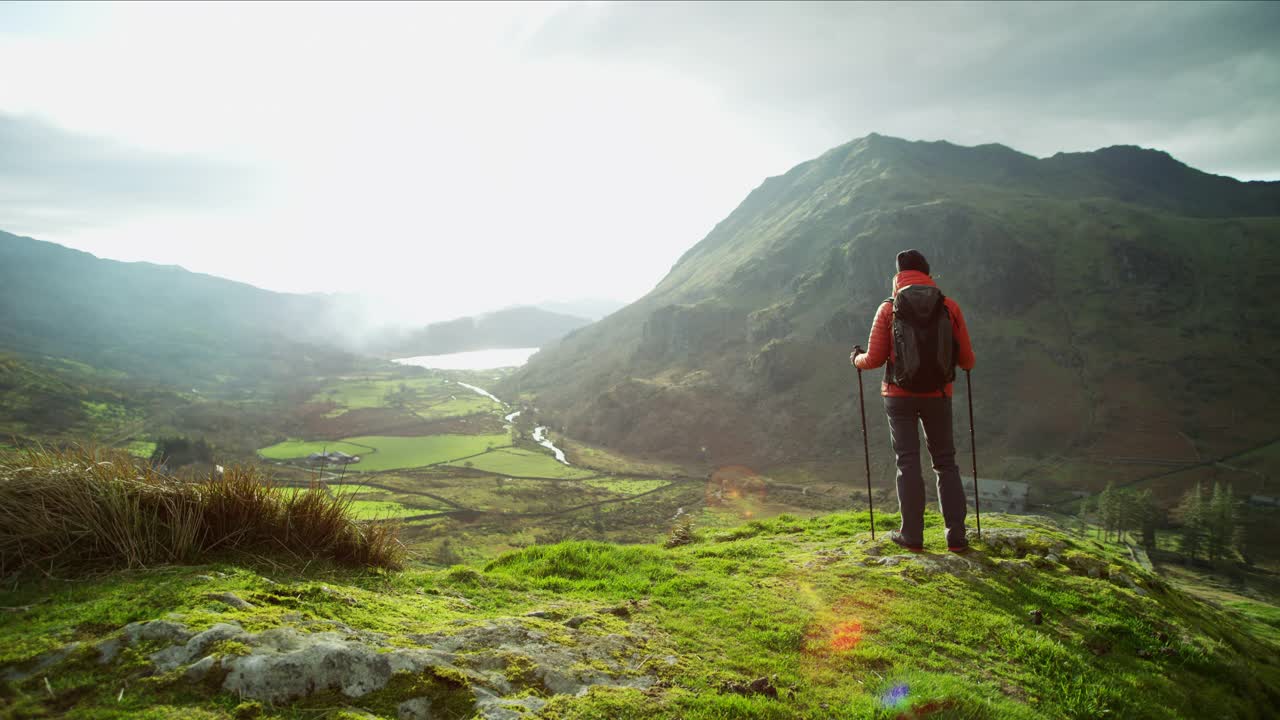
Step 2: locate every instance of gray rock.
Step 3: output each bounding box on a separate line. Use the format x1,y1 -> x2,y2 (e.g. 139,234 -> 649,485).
398,697 -> 435,720
474,687 -> 548,720
96,636 -> 125,664
124,620 -> 192,646
152,623 -> 248,671
222,637 -> 393,703
205,592 -> 254,610
2,642 -> 81,683
318,585 -> 359,606
185,655 -> 218,681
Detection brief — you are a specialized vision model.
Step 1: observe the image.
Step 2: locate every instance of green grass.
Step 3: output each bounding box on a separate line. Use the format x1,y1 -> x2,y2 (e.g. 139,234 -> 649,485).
123,440 -> 157,458
341,433 -> 512,472
414,395 -> 500,420
313,376 -> 502,421
257,439 -> 374,461
447,447 -> 597,478
582,477 -> 670,495
1,512 -> 1278,718
344,500 -> 423,520
314,377 -> 448,410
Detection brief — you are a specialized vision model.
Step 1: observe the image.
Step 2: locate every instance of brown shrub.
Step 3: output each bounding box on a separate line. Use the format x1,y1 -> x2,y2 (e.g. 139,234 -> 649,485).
0,446 -> 403,576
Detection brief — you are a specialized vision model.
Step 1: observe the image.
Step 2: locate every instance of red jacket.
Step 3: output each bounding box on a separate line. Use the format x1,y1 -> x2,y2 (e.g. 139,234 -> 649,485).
853,270 -> 976,397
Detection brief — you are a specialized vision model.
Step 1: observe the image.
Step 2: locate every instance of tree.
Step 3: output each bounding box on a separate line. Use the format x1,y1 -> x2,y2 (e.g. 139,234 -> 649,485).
1099,483 -> 1116,541
1176,482 -> 1206,561
1206,482 -> 1236,563
1135,490 -> 1162,550
1077,495 -> 1095,537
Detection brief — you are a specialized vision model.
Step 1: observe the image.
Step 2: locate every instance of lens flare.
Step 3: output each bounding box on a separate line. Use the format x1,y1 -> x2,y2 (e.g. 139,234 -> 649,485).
706,465 -> 769,518
880,683 -> 910,708
830,620 -> 863,650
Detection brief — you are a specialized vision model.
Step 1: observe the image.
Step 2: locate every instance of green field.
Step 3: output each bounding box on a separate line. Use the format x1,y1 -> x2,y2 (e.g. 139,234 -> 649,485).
324,482 -> 388,495
412,395 -> 497,420
314,377 -> 447,410
582,477 -> 669,495
314,376 -> 502,421
343,499 -> 428,520
257,439 -> 374,460
447,447 -> 597,479
341,434 -> 511,472
123,440 -> 156,458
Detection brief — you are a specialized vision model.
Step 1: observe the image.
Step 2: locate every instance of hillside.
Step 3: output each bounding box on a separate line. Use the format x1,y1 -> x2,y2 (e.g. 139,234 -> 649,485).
374,306 -> 593,358
1,512 -> 1276,719
504,135 -> 1280,502
0,231 -> 366,387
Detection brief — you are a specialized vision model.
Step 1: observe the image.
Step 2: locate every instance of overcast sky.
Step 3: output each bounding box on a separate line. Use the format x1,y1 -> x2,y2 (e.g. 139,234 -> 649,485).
2,1 -> 1277,323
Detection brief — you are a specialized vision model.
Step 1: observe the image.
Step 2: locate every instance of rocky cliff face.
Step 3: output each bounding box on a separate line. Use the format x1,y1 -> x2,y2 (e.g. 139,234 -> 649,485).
505,135 -> 1280,492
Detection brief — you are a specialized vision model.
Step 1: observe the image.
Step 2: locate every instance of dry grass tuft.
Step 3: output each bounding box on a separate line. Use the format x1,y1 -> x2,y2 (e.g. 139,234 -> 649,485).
0,446 -> 404,576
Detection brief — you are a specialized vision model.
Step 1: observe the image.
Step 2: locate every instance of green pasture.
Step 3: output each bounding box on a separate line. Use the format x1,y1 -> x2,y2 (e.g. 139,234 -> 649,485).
257,439 -> 374,461
313,377 -> 446,410
341,433 -> 511,472
447,447 -> 597,479
413,394 -> 498,420
313,376 -> 503,421
343,499 -> 425,520
582,477 -> 670,495
123,440 -> 156,458
323,482 -> 389,496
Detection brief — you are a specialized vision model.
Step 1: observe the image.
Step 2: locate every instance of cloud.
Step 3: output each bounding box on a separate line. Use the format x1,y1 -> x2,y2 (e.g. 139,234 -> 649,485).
524,1 -> 1280,179
0,113 -> 258,232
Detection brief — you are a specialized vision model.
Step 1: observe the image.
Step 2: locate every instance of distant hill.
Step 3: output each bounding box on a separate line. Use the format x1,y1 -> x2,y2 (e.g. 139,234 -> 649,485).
0,231 -> 365,386
504,134 -> 1280,501
536,298 -> 627,321
374,306 -> 593,357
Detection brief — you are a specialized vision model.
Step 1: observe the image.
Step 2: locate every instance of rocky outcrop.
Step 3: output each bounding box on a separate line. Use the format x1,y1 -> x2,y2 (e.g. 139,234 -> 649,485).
26,613 -> 658,720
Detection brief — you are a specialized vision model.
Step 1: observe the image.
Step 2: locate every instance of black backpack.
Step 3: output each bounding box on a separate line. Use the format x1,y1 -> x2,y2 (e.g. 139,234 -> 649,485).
885,285 -> 956,393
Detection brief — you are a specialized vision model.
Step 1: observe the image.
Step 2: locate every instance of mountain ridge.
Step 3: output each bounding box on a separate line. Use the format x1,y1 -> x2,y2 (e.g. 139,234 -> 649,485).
504,134 -> 1280,503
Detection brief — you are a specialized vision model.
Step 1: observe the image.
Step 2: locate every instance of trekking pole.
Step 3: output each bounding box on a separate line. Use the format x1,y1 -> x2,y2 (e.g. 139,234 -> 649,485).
857,367 -> 876,540
966,370 -> 981,538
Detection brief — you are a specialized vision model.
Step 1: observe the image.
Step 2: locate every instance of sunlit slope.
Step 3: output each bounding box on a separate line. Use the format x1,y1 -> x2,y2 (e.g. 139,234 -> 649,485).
506,135 -> 1280,495
2,513 -> 1276,718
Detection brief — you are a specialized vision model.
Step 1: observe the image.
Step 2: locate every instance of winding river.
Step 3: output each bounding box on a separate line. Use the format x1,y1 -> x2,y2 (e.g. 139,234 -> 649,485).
444,380 -> 571,466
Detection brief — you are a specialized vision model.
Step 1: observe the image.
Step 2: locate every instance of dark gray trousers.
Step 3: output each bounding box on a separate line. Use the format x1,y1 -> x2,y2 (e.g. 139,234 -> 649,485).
884,396 -> 968,547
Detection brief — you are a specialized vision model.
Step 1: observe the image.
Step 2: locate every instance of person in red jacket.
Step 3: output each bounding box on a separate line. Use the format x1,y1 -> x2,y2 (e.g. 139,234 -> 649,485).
850,249 -> 976,552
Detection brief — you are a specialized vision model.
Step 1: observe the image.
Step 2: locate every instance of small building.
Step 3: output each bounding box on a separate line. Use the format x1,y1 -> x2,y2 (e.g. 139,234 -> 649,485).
307,451 -> 361,465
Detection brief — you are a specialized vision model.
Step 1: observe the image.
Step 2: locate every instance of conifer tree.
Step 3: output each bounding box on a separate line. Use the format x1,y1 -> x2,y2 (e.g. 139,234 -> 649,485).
1099,483 -> 1116,541
1176,482 -> 1206,561
1135,490 -> 1160,550
1207,483 -> 1236,562
1078,495 -> 1095,537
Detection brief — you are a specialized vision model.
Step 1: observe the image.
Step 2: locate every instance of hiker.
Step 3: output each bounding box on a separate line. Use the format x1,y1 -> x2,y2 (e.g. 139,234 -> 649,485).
850,249 -> 976,552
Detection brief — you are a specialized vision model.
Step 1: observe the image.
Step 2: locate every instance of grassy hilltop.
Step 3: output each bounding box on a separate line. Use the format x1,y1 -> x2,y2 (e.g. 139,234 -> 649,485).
1,454 -> 1277,720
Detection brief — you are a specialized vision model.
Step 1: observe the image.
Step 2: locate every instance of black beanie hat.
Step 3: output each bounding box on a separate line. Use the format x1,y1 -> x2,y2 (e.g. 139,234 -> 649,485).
896,249 -> 930,275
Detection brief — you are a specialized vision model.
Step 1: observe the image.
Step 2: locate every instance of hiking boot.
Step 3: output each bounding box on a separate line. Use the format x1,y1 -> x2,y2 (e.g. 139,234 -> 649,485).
947,544 -> 970,554
889,531 -> 924,553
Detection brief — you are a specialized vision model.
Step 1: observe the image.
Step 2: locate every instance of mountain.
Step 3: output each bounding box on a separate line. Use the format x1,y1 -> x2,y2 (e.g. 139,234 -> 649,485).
504,135 -> 1280,501
373,306 -> 593,357
0,231 -> 367,386
536,297 -> 628,321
